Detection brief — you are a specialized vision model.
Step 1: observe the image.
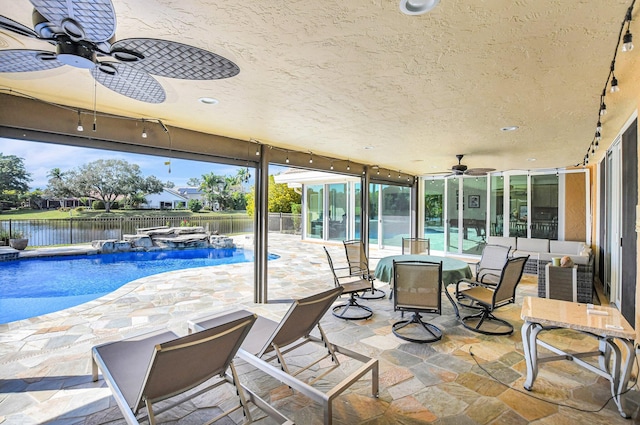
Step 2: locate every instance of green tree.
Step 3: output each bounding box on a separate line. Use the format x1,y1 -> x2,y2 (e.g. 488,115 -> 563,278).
23,189 -> 45,209
245,175 -> 301,215
200,172 -> 225,210
231,191 -> 247,210
218,175 -> 244,210
0,153 -> 32,210
268,175 -> 301,212
236,168 -> 251,184
45,167 -> 74,199
63,159 -> 162,212
186,177 -> 201,187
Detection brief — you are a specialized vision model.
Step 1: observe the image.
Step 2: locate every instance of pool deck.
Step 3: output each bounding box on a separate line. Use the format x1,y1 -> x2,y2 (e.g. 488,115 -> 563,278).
0,244 -> 99,261
0,234 -> 638,424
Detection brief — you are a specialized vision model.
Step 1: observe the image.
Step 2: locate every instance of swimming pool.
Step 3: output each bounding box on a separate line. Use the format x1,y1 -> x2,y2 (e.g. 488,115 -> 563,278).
0,248 -> 277,324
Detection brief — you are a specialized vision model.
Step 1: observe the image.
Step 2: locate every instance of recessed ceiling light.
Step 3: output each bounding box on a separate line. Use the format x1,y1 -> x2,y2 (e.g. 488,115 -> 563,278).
199,97 -> 219,105
399,0 -> 440,15
500,126 -> 519,132
364,146 -> 374,150
527,158 -> 536,162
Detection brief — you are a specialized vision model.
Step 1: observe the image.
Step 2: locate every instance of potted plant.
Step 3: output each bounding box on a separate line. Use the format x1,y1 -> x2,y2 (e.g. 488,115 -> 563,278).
9,230 -> 28,250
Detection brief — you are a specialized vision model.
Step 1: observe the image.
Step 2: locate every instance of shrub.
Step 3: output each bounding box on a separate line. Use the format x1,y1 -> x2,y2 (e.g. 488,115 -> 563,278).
0,228 -> 9,244
291,203 -> 302,231
92,200 -> 105,210
188,199 -> 203,212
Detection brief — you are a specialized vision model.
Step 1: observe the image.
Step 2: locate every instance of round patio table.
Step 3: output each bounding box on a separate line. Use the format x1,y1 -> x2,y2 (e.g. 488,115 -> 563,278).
374,254 -> 473,319
374,254 -> 472,285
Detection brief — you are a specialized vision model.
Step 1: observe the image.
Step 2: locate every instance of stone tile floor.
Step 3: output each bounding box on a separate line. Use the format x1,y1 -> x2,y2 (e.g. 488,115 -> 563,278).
0,234 -> 639,424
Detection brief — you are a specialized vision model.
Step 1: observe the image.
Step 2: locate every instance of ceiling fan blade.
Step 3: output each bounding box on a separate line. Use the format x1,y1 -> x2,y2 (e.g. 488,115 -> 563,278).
91,62 -> 166,103
111,38 -> 240,80
465,168 -> 496,176
30,0 -> 116,43
0,15 -> 40,39
0,49 -> 63,72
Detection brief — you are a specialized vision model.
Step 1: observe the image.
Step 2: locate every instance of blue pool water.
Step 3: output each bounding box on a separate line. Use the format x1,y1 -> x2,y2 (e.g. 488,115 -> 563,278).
0,248 -> 277,324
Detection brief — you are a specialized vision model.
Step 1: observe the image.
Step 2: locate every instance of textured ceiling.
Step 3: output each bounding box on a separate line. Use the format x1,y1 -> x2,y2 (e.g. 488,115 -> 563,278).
0,0 -> 638,175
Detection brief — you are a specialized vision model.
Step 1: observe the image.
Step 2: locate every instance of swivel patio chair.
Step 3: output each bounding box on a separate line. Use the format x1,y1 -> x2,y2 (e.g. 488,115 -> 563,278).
188,287 -> 379,425
471,244 -> 511,285
324,246 -> 373,320
91,310 -> 292,425
455,255 -> 528,335
401,237 -> 431,255
343,239 -> 385,299
392,260 -> 443,343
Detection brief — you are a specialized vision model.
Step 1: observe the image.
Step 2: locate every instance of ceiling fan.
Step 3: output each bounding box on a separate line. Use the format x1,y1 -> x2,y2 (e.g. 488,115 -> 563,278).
0,0 -> 240,103
444,154 -> 496,177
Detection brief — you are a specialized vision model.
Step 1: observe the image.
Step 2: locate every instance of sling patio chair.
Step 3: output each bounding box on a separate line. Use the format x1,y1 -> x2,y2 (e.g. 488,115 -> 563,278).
472,244 -> 511,284
392,260 -> 443,343
454,255 -> 528,335
343,239 -> 386,299
91,310 -> 292,425
188,287 -> 379,425
401,237 -> 431,255
324,246 -> 373,320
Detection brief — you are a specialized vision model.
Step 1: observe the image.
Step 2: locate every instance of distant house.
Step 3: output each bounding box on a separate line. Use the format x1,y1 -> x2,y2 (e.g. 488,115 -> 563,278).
143,188 -> 189,209
37,197 -> 94,209
175,187 -> 219,211
175,187 -> 204,202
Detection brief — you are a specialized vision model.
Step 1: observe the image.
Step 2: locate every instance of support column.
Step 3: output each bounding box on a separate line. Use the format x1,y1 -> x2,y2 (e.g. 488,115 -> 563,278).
361,170 -> 370,256
410,177 -> 419,238
254,145 -> 269,303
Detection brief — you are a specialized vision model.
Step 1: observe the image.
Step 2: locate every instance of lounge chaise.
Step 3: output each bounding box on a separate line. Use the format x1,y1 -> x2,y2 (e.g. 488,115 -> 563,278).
91,310 -> 292,425
188,287 -> 379,425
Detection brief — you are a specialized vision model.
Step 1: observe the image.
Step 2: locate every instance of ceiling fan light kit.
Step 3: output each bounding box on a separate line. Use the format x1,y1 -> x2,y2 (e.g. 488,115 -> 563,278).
0,0 -> 240,103
400,0 -> 440,15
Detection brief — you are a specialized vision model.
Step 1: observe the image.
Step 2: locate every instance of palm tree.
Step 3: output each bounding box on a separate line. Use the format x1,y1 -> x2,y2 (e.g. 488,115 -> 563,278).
236,168 -> 251,185
200,172 -> 225,209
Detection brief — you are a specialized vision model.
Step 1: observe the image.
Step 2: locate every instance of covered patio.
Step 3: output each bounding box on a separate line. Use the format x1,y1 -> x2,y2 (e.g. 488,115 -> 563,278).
0,234 -> 637,424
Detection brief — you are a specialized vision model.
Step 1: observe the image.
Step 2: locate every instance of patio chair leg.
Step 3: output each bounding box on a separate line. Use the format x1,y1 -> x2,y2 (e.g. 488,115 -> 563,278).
332,295 -> 373,320
357,278 -> 385,300
392,312 -> 442,343
460,310 -> 514,335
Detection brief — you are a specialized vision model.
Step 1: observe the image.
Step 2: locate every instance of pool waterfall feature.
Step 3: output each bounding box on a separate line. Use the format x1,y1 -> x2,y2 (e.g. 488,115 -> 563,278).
92,226 -> 236,253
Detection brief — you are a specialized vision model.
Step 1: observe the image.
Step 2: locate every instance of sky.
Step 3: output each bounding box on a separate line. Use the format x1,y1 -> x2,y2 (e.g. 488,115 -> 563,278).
0,137 -> 286,190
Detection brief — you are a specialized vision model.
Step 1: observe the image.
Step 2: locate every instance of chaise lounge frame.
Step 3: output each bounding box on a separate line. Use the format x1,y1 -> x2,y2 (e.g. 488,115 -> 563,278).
188,287 -> 379,425
91,310 -> 292,425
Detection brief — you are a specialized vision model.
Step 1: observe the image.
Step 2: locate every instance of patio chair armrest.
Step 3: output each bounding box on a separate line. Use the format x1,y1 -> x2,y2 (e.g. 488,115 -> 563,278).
455,278 -> 477,296
477,272 -> 500,285
348,267 -> 374,280
332,265 -> 352,273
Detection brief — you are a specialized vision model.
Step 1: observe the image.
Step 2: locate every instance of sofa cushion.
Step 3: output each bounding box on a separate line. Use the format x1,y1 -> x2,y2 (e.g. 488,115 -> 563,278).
486,236 -> 516,251
550,240 -> 588,256
539,252 -> 591,265
516,238 -> 549,253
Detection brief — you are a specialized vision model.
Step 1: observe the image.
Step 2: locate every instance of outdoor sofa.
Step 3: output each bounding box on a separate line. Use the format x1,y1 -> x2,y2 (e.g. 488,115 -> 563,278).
486,236 -> 594,303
